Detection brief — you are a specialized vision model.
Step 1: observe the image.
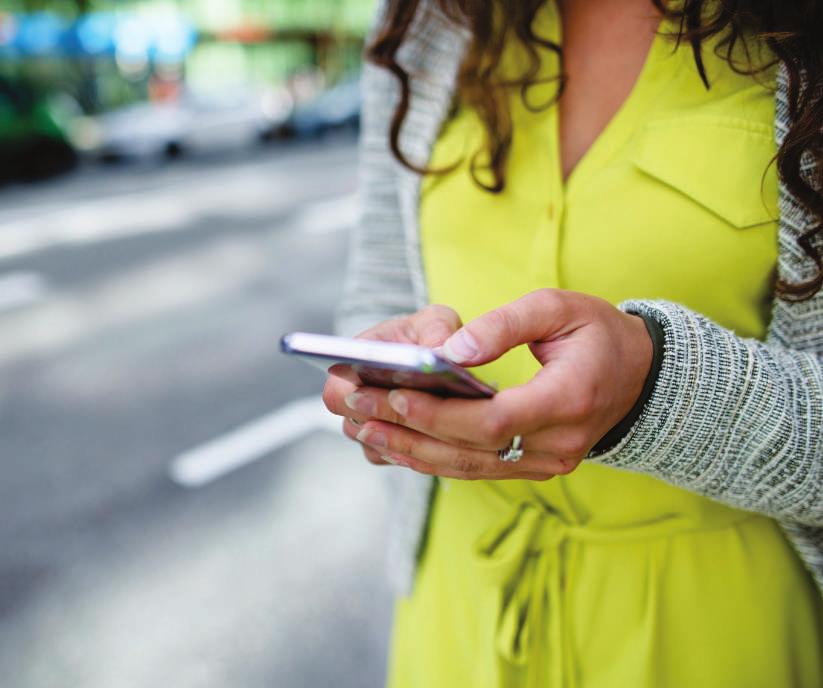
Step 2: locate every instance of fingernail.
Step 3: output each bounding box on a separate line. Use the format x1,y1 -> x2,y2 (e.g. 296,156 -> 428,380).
388,390 -> 408,416
357,428 -> 387,448
345,392 -> 377,417
381,455 -> 409,467
443,329 -> 479,364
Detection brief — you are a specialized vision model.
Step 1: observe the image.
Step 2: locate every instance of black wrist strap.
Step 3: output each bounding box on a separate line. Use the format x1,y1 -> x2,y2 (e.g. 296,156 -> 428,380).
588,312 -> 665,456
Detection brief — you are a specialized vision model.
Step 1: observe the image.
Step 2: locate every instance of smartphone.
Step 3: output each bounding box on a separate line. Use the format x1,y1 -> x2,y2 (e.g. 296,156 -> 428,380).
280,332 -> 496,399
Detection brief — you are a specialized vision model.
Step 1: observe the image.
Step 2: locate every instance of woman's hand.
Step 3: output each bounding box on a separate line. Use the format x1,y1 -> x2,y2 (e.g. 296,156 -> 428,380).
328,289 -> 653,480
321,305 -> 462,466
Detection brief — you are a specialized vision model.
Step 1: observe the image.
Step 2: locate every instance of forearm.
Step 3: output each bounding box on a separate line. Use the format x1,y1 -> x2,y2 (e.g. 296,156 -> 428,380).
591,299 -> 823,526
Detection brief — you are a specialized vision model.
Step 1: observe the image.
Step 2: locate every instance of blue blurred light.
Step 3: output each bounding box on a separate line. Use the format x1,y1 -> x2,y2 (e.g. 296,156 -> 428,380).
3,11 -> 197,61
151,16 -> 197,64
74,13 -> 117,56
15,12 -> 68,56
113,15 -> 151,63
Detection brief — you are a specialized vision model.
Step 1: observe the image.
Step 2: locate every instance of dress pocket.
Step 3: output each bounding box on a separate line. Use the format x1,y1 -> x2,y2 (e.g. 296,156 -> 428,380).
630,116 -> 778,229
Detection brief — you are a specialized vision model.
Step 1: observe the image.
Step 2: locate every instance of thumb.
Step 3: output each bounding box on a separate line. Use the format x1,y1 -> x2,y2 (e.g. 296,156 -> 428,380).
414,305 -> 463,349
442,290 -> 574,366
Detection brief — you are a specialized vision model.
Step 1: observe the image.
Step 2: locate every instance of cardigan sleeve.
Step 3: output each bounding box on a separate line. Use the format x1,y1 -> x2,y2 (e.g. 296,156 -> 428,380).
589,295 -> 823,527
334,5 -> 419,338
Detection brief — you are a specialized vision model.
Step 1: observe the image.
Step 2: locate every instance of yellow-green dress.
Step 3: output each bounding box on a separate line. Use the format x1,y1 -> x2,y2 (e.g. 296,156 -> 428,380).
386,4 -> 823,687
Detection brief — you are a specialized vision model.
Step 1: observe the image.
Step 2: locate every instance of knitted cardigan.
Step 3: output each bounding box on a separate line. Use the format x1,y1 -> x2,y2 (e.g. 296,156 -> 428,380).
335,1 -> 823,597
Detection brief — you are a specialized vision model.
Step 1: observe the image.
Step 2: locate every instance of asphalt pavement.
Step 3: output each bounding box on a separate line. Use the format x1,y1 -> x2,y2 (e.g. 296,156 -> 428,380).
0,139 -> 395,688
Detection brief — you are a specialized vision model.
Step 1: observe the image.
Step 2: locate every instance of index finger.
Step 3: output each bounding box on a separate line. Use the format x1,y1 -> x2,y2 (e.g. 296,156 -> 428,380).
322,372 -> 360,418
328,363 -> 362,386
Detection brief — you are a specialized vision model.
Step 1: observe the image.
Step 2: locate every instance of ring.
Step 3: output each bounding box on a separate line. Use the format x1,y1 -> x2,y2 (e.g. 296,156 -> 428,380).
498,435 -> 524,463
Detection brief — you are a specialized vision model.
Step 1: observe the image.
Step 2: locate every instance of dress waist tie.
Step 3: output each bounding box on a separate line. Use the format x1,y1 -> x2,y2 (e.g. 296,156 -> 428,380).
470,499 -> 752,688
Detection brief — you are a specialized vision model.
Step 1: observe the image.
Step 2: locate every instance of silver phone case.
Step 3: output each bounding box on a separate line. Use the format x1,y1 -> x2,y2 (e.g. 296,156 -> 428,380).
280,332 -> 496,399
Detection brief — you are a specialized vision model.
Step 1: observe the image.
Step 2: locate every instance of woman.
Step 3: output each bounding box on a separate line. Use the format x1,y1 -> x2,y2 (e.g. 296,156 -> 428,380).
324,0 -> 823,685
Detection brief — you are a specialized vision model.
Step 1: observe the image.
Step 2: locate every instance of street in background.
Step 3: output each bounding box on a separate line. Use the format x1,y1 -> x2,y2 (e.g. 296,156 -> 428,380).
0,1 -> 393,687
0,135 -> 394,688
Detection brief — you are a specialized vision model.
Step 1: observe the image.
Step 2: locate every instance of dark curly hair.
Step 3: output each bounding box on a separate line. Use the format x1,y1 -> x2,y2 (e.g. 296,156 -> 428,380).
367,0 -> 823,300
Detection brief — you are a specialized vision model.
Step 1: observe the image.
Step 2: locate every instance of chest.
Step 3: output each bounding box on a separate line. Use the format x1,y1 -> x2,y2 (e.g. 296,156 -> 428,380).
557,0 -> 662,180
419,1 -> 779,377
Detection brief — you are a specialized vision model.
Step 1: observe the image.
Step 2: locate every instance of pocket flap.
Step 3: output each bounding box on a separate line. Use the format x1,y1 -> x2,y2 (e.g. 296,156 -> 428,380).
631,117 -> 777,228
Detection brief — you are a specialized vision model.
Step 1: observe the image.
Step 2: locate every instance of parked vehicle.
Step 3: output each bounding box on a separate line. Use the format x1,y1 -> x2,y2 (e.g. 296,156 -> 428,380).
87,86 -> 293,162
0,76 -> 77,183
282,77 -> 361,138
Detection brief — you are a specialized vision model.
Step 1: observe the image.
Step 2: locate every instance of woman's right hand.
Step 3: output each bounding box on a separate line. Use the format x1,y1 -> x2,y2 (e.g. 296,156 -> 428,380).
322,305 -> 463,466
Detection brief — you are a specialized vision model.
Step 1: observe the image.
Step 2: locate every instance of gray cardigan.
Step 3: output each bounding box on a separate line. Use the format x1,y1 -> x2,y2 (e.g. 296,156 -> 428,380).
335,1 -> 823,597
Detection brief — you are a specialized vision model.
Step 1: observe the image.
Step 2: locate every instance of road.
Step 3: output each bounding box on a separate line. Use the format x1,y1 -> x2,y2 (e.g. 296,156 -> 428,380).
0,140 -> 395,688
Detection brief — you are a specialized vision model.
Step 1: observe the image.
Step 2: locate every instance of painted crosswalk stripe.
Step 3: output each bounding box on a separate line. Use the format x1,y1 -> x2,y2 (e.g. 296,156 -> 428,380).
169,396 -> 340,488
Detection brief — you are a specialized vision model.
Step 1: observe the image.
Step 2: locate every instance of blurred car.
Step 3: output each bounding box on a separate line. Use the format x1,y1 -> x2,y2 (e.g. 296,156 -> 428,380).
282,77 -> 361,138
0,76 -> 77,183
83,86 -> 293,161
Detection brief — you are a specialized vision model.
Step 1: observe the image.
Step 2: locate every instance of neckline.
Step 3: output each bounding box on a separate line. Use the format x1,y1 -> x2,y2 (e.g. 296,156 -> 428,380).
549,1 -> 670,196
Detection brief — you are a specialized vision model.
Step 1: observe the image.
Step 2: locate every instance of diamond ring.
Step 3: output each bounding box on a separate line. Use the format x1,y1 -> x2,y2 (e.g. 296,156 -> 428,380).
498,435 -> 524,463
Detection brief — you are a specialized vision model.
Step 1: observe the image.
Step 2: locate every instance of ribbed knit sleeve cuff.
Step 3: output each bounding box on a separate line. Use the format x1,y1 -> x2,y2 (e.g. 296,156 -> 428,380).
588,312 -> 666,455
585,299 -> 684,465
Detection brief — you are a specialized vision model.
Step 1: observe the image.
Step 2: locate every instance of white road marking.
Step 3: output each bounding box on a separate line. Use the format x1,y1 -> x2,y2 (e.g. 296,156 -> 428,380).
0,236 -> 271,366
169,395 -> 341,488
0,163 -> 356,259
0,271 -> 50,313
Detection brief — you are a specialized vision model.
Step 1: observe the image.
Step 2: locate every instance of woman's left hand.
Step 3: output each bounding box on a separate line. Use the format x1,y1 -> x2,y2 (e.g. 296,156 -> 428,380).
330,289 -> 653,481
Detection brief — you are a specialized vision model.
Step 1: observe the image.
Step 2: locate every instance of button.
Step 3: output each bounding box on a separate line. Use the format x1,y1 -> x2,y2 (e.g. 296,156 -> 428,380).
547,203 -> 556,221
